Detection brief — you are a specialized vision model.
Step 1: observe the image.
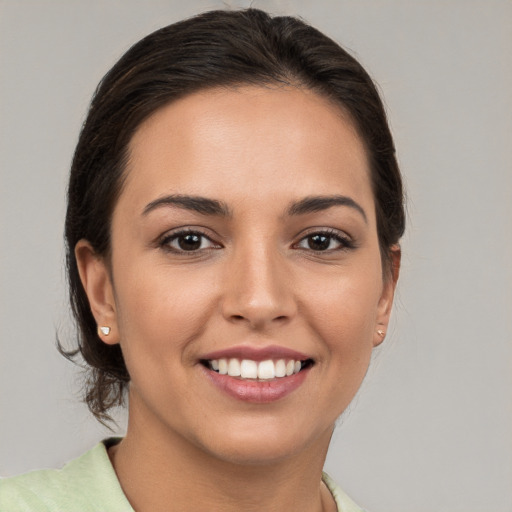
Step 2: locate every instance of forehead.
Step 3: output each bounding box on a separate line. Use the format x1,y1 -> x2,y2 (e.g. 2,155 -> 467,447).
121,85 -> 373,215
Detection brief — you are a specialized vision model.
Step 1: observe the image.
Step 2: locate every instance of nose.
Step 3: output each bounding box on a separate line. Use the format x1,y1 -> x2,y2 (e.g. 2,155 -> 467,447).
221,241 -> 297,330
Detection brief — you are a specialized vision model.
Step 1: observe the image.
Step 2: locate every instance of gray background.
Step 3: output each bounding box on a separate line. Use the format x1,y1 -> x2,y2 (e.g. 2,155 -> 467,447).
1,1 -> 511,511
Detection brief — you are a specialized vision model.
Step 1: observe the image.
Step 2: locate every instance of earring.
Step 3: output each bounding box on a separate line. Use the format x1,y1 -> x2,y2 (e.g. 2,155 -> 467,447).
98,326 -> 111,336
377,329 -> 385,337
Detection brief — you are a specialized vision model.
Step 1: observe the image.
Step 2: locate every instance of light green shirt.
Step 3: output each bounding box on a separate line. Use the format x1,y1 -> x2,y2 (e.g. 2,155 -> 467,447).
0,439 -> 365,511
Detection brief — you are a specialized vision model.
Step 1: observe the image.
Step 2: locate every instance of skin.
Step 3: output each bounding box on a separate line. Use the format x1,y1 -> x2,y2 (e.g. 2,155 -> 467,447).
76,85 -> 400,512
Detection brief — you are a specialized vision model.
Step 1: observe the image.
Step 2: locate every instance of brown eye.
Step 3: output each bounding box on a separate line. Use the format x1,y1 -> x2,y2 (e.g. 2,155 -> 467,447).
307,234 -> 331,251
177,233 -> 202,251
296,230 -> 353,252
160,230 -> 220,253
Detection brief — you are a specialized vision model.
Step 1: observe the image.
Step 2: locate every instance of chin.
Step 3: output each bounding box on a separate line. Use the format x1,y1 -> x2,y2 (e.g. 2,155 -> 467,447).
191,416 -> 333,467
203,439 -> 306,467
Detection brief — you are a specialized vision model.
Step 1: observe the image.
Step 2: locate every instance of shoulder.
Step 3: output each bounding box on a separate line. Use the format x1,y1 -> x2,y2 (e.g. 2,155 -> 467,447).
322,472 -> 368,512
0,438 -> 133,512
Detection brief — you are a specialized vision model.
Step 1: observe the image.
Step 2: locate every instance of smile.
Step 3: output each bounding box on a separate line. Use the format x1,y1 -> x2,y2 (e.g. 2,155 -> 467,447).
199,347 -> 315,403
203,358 -> 313,380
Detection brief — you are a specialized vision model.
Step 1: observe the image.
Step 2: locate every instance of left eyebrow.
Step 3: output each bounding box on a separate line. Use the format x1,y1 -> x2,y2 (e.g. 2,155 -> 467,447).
142,194 -> 232,217
286,195 -> 368,223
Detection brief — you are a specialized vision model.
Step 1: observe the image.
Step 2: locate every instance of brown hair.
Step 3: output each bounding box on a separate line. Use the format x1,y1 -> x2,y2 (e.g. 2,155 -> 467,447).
62,8 -> 405,425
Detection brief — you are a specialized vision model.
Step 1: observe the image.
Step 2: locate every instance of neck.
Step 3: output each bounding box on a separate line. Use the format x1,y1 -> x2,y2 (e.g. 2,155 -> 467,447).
109,393 -> 336,512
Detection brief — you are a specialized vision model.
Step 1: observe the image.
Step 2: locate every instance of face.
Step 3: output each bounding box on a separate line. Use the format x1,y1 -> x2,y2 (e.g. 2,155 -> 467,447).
78,85 -> 398,465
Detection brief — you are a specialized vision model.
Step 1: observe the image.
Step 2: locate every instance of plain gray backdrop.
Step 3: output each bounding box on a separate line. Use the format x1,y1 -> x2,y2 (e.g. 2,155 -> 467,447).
1,1 -> 511,511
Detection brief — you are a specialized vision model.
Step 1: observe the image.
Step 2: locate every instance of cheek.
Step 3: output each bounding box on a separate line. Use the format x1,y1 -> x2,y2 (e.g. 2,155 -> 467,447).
112,262 -> 218,361
304,268 -> 382,331
304,273 -> 382,407
298,262 -> 383,373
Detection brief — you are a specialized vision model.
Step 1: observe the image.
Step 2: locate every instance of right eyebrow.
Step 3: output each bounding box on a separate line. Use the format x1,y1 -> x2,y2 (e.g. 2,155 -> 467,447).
286,194 -> 368,223
142,194 -> 232,217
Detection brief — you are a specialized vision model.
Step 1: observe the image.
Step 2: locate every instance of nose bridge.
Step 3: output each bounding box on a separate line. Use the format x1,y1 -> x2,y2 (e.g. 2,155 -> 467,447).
222,234 -> 295,328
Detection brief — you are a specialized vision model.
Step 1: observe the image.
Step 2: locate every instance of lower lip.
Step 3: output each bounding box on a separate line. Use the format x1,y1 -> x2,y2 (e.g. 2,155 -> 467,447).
201,366 -> 311,403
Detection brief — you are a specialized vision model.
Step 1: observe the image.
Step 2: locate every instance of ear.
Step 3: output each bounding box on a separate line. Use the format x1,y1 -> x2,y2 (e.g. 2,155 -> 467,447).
373,245 -> 401,347
75,239 -> 119,345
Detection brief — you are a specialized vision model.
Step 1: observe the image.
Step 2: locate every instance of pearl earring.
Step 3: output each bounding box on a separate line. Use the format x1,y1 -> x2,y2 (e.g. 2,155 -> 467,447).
98,326 -> 111,336
377,329 -> 385,337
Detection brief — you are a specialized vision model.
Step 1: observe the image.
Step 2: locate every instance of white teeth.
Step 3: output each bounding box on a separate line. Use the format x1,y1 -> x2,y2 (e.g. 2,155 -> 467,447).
218,358 -> 228,375
240,359 -> 258,379
208,357 -> 308,380
227,358 -> 241,377
275,359 -> 286,377
258,360 -> 275,380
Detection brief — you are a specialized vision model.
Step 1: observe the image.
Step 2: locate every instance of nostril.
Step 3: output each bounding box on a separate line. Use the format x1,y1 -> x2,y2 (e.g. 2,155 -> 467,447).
230,314 -> 289,324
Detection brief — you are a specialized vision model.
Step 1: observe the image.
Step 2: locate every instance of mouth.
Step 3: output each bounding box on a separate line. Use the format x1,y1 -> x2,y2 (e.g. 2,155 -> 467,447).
198,346 -> 315,402
200,357 -> 315,381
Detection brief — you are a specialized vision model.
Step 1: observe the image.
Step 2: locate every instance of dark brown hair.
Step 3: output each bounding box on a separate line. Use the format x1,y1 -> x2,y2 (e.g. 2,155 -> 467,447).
63,8 -> 405,424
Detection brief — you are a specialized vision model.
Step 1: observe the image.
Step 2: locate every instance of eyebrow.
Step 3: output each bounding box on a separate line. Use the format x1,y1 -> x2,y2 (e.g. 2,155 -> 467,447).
142,193 -> 367,223
142,194 -> 232,217
287,195 -> 368,223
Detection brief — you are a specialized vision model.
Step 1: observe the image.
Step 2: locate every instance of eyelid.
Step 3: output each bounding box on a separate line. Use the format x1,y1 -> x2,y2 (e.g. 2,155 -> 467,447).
155,225 -> 355,254
293,227 -> 355,251
158,227 -> 222,253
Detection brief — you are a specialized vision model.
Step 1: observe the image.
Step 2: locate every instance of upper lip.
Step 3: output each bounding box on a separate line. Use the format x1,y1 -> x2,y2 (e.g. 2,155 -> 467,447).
199,345 -> 311,362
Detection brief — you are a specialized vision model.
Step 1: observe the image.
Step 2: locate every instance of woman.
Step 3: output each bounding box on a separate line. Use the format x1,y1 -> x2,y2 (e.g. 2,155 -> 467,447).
0,8 -> 404,512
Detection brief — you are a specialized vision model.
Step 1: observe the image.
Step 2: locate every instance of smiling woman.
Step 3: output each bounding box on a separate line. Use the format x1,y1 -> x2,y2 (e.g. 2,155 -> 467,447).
0,8 -> 404,512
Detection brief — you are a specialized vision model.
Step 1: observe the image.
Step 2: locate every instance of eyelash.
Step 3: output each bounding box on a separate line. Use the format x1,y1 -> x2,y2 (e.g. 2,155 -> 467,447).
158,228 -> 355,254
159,228 -> 220,254
294,229 -> 355,253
